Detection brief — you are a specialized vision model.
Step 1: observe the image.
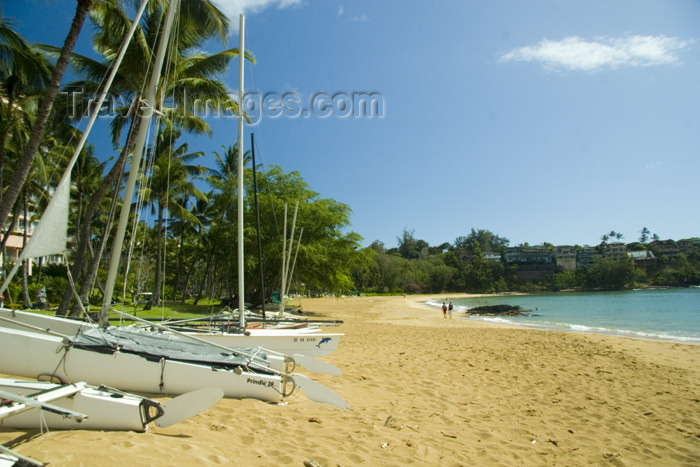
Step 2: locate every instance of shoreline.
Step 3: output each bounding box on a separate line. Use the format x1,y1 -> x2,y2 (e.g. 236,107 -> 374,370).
416,291 -> 700,346
2,294 -> 699,465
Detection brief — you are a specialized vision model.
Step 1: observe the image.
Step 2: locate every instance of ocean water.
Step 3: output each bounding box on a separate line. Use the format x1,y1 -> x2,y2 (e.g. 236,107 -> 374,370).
426,287 -> 700,344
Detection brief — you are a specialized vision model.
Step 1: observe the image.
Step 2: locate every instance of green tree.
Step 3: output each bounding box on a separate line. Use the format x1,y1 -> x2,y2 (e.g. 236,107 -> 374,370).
0,14 -> 51,208
0,0 -> 93,231
397,228 -> 428,259
56,0 -> 246,314
139,127 -> 207,306
585,258 -> 635,289
639,227 -> 650,244
454,228 -> 509,252
205,165 -> 365,300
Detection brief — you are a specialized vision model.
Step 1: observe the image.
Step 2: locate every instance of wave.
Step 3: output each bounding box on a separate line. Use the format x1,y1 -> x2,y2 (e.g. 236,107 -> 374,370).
464,314 -> 700,344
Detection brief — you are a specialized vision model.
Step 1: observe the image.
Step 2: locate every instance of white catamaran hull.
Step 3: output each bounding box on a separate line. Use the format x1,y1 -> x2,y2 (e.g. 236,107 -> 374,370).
191,331 -> 342,357
0,309 -> 335,372
0,308 -> 341,357
0,327 -> 283,402
0,379 -> 157,432
0,308 -> 93,335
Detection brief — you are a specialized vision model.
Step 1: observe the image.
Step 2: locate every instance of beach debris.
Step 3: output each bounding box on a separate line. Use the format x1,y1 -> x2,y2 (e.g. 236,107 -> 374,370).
308,417 -> 322,424
440,430 -> 457,439
380,442 -> 389,449
466,304 -> 530,316
548,439 -> 558,446
384,415 -> 393,426
304,460 -> 322,467
603,451 -> 621,459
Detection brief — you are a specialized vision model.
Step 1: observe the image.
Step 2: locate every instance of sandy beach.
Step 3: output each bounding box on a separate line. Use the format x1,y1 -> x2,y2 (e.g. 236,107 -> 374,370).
2,294 -> 699,466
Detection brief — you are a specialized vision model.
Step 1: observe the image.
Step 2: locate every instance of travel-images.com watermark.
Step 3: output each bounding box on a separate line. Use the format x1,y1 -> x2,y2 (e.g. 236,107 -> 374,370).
60,89 -> 385,125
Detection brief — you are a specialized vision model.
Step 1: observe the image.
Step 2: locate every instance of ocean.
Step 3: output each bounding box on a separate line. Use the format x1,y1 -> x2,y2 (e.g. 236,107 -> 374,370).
426,287 -> 700,344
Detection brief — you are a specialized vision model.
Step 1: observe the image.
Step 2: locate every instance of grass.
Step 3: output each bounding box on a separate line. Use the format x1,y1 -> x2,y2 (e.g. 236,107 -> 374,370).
8,297 -> 304,325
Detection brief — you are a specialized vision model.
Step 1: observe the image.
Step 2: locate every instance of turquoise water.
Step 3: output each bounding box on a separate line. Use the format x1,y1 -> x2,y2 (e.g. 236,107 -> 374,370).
426,288 -> 700,344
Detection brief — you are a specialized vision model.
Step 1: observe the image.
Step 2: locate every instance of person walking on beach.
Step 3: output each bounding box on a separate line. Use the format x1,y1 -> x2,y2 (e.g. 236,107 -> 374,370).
448,301 -> 453,319
442,302 -> 447,318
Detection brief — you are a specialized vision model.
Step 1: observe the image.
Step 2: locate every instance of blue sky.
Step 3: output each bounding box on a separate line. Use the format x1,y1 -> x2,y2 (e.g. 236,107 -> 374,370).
4,0 -> 700,249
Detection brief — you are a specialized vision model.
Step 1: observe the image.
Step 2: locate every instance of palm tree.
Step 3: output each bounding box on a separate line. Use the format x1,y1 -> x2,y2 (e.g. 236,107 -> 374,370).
56,0 -> 252,315
0,13 -> 51,230
0,0 -> 93,231
639,227 -> 650,244
188,197 -> 212,300
139,126 -> 207,306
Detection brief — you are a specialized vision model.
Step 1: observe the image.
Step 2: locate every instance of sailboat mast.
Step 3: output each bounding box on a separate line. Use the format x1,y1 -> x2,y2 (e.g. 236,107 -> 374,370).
237,14 -> 246,328
250,133 -> 266,322
99,0 -> 180,327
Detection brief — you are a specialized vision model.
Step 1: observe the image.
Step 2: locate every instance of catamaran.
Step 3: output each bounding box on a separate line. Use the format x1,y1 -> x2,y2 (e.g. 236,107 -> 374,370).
0,378 -> 221,467
0,308 -> 341,375
0,378 -> 222,432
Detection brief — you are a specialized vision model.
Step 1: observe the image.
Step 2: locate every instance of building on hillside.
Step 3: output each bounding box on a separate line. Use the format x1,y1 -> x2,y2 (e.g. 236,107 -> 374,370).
576,247 -> 600,269
503,247 -> 555,282
483,252 -> 502,262
552,245 -> 577,271
602,242 -> 627,260
627,250 -> 655,264
648,240 -> 681,258
678,238 -> 700,254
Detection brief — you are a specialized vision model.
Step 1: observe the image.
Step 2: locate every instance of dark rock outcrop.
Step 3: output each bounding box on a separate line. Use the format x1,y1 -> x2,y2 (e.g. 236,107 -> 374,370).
466,304 -> 529,316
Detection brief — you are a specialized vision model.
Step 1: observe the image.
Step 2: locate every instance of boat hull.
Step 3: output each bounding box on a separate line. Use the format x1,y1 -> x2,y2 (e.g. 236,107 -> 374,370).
0,327 -> 283,402
0,379 -> 151,431
0,308 -> 342,357
193,331 -> 342,357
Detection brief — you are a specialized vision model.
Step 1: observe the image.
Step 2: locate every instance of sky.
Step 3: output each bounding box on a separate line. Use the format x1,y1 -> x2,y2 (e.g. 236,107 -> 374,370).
4,0 -> 700,249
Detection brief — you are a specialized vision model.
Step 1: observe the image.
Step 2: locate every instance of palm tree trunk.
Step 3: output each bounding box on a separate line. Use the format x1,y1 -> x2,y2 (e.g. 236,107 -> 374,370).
0,0 -> 93,230
193,248 -> 214,306
152,204 -> 165,307
21,189 -> 31,308
75,199 -> 114,315
57,115 -> 139,316
172,227 -> 184,301
0,128 -> 8,207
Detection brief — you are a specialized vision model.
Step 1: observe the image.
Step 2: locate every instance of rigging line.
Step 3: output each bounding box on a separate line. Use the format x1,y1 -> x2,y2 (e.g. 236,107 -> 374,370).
118,102 -> 162,324
90,149 -> 126,307
122,120 -> 153,307
64,252 -> 88,318
154,8 -> 180,316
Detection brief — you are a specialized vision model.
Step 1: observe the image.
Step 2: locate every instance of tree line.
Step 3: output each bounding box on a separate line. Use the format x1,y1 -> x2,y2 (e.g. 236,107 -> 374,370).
350,228 -> 700,295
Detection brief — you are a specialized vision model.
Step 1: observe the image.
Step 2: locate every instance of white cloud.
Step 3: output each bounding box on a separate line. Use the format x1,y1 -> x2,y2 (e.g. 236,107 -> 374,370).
338,5 -> 344,17
500,35 -> 691,72
349,14 -> 368,22
645,161 -> 663,170
214,0 -> 302,22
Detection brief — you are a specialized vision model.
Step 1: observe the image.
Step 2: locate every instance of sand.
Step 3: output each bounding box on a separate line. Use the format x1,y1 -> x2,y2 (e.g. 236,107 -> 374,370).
2,294 -> 699,466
